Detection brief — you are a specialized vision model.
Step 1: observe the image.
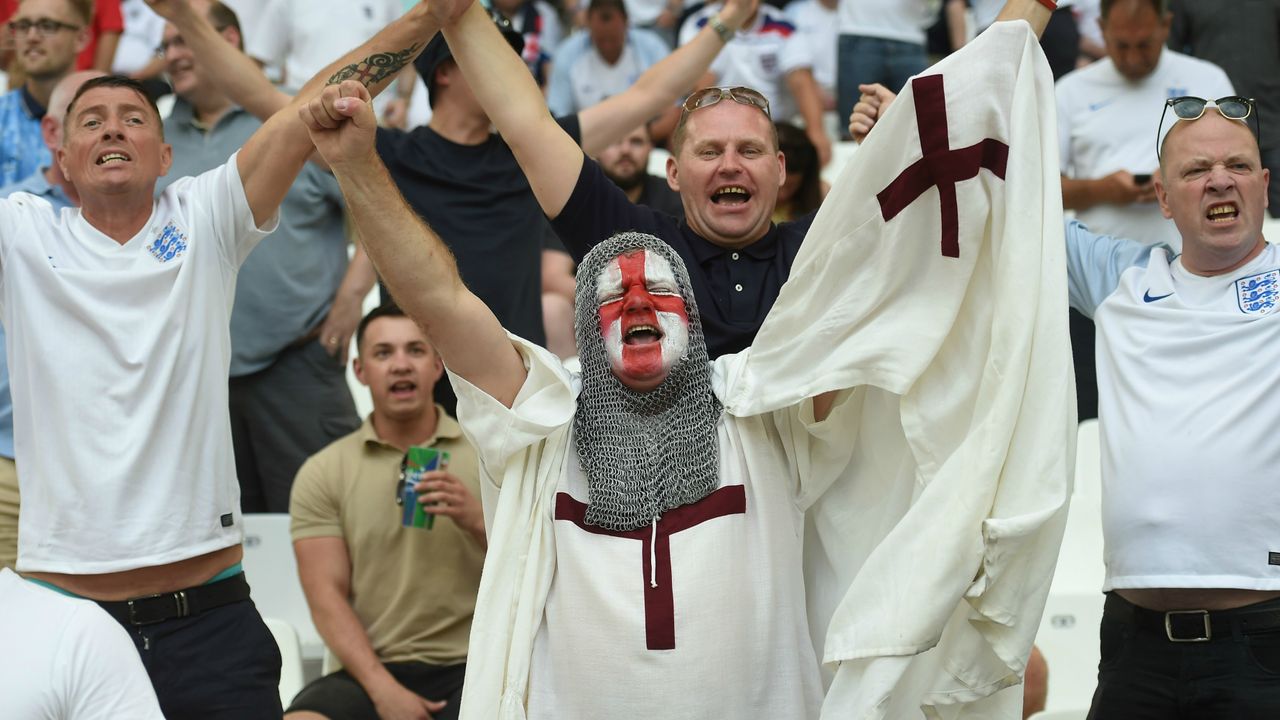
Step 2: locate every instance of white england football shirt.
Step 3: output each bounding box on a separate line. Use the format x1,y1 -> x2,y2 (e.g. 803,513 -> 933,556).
1067,221 -> 1280,591
0,155 -> 276,573
1056,50 -> 1234,249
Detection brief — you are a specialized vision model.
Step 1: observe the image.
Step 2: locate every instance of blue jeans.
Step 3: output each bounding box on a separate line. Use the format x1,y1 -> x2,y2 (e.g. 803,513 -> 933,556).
1087,593 -> 1280,719
836,35 -> 927,140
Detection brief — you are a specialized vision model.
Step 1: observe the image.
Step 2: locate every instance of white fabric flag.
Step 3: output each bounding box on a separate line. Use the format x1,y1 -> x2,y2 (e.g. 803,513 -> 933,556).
722,20 -> 1075,719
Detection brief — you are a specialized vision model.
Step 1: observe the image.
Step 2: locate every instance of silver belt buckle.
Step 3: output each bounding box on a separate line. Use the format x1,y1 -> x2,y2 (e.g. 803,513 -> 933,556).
1164,609 -> 1211,642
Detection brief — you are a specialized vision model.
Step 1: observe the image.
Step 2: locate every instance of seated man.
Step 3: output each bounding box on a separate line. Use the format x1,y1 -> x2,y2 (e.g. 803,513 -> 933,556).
287,305 -> 484,720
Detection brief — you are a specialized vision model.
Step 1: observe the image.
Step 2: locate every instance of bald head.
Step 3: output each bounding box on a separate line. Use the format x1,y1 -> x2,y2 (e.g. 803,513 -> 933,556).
1160,111 -> 1260,176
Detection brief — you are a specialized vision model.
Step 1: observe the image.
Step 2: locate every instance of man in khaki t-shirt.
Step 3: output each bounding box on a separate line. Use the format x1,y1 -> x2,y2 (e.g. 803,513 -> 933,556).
287,305 -> 486,720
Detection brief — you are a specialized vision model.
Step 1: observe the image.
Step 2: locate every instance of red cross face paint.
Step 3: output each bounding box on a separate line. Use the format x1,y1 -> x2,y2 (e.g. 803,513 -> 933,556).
596,249 -> 690,391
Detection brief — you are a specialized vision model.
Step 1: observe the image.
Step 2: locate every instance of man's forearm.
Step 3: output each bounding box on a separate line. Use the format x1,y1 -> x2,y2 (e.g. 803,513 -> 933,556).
1061,175 -> 1105,211
442,3 -> 557,159
329,158 -> 462,324
995,0 -> 1053,37
333,241 -> 378,307
93,33 -> 121,72
326,148 -> 527,406
161,3 -> 293,121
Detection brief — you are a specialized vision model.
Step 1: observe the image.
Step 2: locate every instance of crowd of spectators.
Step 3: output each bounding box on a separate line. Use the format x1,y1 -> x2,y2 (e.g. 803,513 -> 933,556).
0,0 -> 1275,717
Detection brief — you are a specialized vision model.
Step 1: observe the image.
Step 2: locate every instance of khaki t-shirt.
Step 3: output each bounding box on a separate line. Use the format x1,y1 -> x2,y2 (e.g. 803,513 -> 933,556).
290,409 -> 483,665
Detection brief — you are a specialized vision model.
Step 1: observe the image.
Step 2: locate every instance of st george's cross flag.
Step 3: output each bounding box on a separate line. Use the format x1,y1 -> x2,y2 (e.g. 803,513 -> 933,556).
722,19 -> 1075,719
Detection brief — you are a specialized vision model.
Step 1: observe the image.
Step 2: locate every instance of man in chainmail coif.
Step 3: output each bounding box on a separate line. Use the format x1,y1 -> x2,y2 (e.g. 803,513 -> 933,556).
307,1 -> 1070,703
450,229 -> 851,718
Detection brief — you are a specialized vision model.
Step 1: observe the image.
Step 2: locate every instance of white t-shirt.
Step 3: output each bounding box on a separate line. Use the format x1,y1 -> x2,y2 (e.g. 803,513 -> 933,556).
0,569 -> 166,719
1067,227 -> 1280,591
545,28 -> 669,116
113,0 -> 166,76
678,4 -> 812,122
1056,49 -> 1234,248
1073,0 -> 1102,50
0,155 -> 276,573
247,0 -> 403,91
785,0 -> 838,98
837,0 -> 937,45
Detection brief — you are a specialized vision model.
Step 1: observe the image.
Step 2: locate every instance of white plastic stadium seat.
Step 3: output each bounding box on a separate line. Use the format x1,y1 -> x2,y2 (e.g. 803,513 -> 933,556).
241,514 -> 323,660
265,617 -> 305,708
1035,592 -> 1104,712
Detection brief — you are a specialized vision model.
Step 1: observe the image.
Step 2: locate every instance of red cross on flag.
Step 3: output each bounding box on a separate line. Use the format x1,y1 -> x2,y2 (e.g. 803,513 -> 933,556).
723,19 -> 1075,720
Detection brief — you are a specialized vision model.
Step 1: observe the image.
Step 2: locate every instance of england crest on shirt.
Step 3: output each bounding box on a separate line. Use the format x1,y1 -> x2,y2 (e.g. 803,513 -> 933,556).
1236,269 -> 1279,315
148,221 -> 188,263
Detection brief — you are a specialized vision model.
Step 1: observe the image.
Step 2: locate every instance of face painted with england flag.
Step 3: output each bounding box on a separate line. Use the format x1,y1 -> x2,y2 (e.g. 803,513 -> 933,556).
596,249 -> 690,390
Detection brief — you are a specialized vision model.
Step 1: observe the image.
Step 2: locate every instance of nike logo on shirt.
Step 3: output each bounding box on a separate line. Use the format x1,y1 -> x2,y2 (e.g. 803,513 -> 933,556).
1143,290 -> 1173,303
1088,98 -> 1117,112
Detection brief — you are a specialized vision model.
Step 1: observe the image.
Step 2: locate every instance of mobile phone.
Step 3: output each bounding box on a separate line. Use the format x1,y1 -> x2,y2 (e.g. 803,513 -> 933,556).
1133,173 -> 1152,185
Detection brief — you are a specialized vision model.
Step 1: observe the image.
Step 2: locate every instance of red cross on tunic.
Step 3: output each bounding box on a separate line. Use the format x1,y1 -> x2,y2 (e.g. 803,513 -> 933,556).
554,485 -> 747,651
877,74 -> 1010,259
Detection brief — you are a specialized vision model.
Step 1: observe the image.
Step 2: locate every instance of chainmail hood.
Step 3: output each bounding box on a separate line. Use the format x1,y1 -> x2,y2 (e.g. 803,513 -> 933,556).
573,232 -> 722,532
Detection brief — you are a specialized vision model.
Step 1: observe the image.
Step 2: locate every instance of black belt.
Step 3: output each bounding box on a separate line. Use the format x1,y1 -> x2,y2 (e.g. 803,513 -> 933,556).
97,573 -> 251,626
1107,593 -> 1280,643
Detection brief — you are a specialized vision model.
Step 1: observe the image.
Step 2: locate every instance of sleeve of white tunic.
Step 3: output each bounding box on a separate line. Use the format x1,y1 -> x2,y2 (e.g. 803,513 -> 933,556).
721,20 -> 1076,719
449,336 -> 579,720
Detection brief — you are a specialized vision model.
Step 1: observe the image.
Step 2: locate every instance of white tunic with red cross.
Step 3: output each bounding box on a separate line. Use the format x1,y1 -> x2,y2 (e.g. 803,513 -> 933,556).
526,417 -> 822,718
452,336 -> 855,719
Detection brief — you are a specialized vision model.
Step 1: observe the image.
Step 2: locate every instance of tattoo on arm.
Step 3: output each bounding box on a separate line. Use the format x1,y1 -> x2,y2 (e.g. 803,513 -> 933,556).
327,44 -> 422,87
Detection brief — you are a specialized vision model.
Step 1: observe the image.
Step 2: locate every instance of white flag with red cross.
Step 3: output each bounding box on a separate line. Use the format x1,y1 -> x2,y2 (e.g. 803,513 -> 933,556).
724,19 -> 1075,719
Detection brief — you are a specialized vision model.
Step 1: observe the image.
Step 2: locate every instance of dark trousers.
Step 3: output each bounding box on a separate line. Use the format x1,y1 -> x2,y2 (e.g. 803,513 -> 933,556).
230,340 -> 360,513
287,662 -> 466,720
105,599 -> 283,720
1088,593 -> 1280,719
1263,146 -> 1280,219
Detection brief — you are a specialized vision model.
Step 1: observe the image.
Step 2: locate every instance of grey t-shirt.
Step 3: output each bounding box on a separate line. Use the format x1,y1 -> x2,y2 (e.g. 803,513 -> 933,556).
159,99 -> 348,376
1168,0 -> 1279,151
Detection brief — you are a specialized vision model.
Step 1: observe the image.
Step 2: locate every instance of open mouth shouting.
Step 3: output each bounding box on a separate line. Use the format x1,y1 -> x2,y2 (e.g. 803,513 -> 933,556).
711,185 -> 751,206
388,379 -> 418,399
96,151 -> 132,166
597,249 -> 691,389
1206,202 -> 1239,224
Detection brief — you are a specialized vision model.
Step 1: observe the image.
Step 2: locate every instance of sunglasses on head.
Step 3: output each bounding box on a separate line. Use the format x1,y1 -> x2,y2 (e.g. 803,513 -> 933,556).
1157,95 -> 1260,160
681,86 -> 771,118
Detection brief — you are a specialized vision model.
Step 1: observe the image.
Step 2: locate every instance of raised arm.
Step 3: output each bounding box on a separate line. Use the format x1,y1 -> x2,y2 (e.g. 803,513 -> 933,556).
300,85 -> 527,407
146,0 -> 439,226
995,0 -> 1053,36
145,0 -> 293,120
435,0 -> 584,218
576,0 -> 759,156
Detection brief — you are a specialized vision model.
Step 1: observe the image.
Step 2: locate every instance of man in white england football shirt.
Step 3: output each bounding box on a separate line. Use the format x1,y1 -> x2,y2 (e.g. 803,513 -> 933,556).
1066,105 -> 1280,718
0,2 -> 444,715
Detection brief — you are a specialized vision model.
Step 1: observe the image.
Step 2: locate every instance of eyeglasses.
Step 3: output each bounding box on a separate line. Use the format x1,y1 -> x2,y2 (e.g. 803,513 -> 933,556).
1157,96 -> 1260,160
8,18 -> 81,37
681,86 -> 771,119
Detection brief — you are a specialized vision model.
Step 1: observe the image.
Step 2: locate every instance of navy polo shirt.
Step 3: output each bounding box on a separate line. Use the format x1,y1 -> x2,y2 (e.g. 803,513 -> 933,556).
552,157 -> 814,358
